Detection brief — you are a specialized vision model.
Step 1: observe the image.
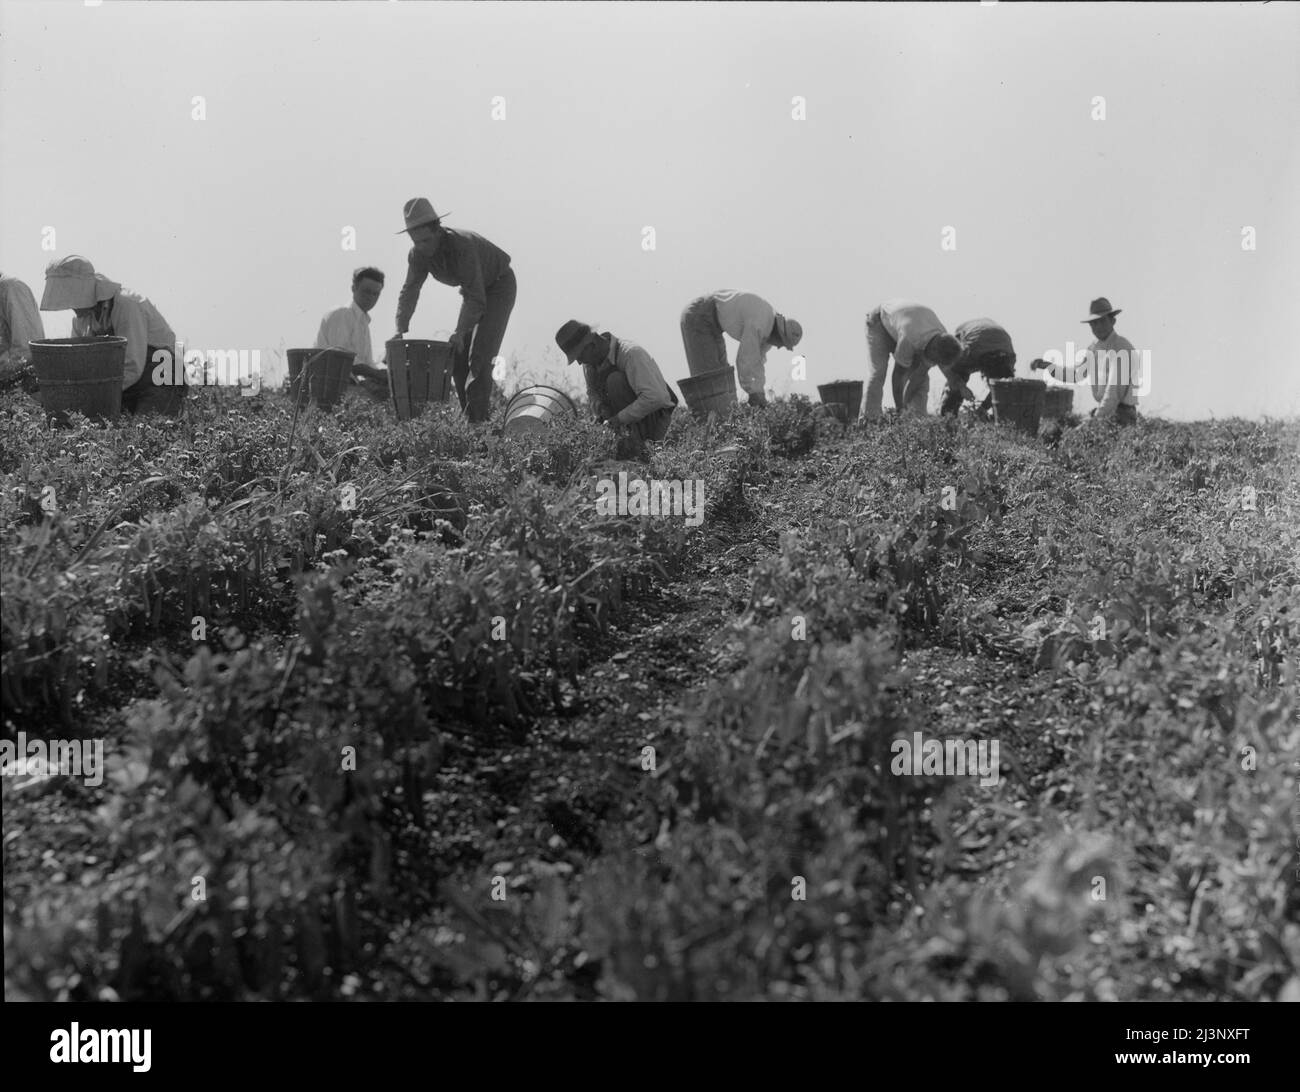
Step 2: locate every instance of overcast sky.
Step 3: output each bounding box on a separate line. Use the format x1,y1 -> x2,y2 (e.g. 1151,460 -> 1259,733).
2,1 -> 1297,419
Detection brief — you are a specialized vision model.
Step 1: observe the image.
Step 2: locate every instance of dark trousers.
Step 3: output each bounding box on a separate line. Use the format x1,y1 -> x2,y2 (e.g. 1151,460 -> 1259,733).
452,267 -> 517,423
604,371 -> 675,443
123,345 -> 186,416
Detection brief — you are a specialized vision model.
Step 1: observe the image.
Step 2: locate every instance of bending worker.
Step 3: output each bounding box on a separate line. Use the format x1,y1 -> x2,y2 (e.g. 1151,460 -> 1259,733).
863,298 -> 962,420
394,198 -> 516,424
938,318 -> 1016,418
680,289 -> 802,407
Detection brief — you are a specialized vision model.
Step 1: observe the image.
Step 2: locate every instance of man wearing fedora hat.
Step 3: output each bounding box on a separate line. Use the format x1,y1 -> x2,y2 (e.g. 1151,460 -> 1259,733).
863,299 -> 963,421
1032,297 -> 1140,425
680,290 -> 802,407
394,197 -> 515,424
556,320 -> 677,452
39,255 -> 183,417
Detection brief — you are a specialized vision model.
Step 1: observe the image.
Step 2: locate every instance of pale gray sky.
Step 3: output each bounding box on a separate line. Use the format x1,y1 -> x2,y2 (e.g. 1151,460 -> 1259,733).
3,0 -> 1298,419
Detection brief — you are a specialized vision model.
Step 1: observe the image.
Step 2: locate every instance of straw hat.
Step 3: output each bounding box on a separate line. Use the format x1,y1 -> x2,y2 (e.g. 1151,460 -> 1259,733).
40,255 -> 120,311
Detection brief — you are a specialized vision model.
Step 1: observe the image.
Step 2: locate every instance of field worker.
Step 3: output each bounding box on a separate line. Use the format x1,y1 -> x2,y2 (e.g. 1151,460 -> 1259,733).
1031,297 -> 1140,425
680,290 -> 802,407
394,198 -> 516,424
0,273 -> 45,364
316,266 -> 389,386
863,299 -> 962,421
39,256 -> 183,416
938,318 -> 1017,419
556,319 -> 677,448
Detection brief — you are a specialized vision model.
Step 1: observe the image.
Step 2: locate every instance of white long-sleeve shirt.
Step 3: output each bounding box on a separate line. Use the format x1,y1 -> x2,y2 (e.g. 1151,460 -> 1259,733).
1055,330 -> 1141,420
711,290 -> 777,392
316,302 -> 374,365
72,289 -> 176,388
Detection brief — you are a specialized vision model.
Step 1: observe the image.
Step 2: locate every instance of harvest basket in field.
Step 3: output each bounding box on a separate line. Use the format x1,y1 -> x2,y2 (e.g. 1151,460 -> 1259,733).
818,380 -> 864,422
991,378 -> 1046,434
387,338 -> 454,421
677,366 -> 738,420
29,336 -> 126,425
286,347 -> 356,409
1041,386 -> 1075,419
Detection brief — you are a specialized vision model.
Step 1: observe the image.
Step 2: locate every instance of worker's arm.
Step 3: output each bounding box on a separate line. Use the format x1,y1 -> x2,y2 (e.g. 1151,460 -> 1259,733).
114,298 -> 149,388
612,348 -> 672,425
394,249 -> 427,335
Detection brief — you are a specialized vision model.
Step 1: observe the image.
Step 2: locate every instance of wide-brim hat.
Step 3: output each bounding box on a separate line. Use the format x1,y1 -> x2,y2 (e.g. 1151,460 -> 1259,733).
39,255 -> 120,311
397,197 -> 451,234
1081,297 -> 1122,323
556,319 -> 593,363
773,314 -> 802,350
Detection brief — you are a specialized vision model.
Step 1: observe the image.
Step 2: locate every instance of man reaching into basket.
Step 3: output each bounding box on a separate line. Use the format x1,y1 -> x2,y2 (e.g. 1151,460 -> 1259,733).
394,198 -> 516,424
556,320 -> 677,454
38,255 -> 184,417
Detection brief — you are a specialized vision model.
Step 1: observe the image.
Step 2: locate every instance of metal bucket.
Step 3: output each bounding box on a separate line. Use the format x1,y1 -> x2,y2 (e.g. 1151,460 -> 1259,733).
29,336 -> 126,425
387,338 -> 454,421
677,366 -> 738,420
286,347 -> 355,409
817,380 -> 863,422
502,385 -> 579,438
990,378 -> 1046,434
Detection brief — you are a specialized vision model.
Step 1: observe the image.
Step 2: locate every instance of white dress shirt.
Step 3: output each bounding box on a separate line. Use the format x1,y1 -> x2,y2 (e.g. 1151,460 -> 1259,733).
316,302 -> 373,365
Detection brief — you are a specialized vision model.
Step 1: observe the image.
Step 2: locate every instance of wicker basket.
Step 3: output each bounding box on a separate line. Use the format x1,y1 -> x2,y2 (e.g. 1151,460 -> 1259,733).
286,347 -> 356,409
818,380 -> 864,422
1041,387 -> 1075,419
677,366 -> 738,420
387,338 -> 454,421
29,336 -> 126,425
990,378 -> 1046,434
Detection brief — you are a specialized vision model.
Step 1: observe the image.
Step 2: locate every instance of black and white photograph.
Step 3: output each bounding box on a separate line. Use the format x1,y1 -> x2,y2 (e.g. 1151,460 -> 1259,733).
1,0 -> 1297,1047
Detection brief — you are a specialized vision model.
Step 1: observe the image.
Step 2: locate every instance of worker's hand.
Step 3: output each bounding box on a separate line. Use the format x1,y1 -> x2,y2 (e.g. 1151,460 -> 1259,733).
392,331 -> 404,340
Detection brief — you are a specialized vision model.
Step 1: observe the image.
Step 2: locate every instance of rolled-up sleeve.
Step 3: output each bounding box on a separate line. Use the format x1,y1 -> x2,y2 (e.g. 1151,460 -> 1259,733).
613,346 -> 673,425
395,249 -> 426,335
